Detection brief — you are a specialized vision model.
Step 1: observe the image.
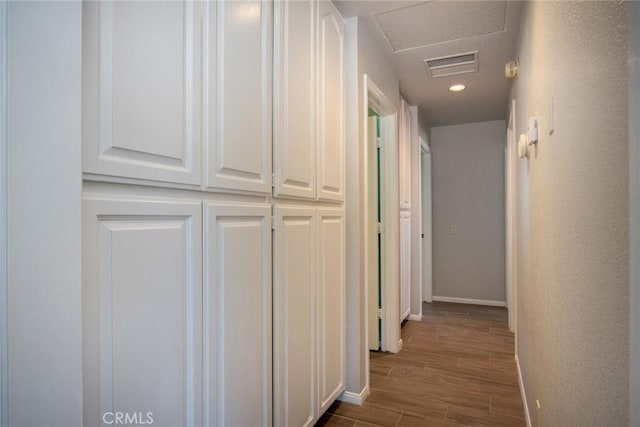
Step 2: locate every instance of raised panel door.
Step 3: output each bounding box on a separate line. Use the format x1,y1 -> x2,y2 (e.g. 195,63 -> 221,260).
273,0 -> 317,200
82,197 -> 202,427
82,1 -> 202,186
317,2 -> 344,202
317,208 -> 345,413
204,202 -> 272,426
205,1 -> 272,194
273,205 -> 317,427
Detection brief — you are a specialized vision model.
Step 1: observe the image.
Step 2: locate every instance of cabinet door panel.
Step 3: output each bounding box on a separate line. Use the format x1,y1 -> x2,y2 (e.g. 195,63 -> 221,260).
318,208 -> 345,413
82,198 -> 202,427
205,1 -> 272,194
400,210 -> 411,321
82,1 -> 202,186
273,1 -> 317,199
273,206 -> 317,427
317,2 -> 344,202
204,203 -> 272,426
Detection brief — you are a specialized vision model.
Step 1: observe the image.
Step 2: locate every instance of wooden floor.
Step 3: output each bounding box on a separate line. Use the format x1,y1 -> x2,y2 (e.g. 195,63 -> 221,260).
317,302 -> 525,427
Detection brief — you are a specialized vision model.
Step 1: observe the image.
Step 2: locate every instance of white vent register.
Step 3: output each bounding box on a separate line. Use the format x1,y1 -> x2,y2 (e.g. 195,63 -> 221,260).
424,51 -> 478,78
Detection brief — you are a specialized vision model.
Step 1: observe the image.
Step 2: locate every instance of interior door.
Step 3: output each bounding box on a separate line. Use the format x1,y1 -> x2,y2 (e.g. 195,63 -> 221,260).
367,115 -> 380,351
400,210 -> 411,321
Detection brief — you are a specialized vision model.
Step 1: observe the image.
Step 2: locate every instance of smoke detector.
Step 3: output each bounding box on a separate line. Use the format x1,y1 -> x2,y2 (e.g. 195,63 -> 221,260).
424,51 -> 478,78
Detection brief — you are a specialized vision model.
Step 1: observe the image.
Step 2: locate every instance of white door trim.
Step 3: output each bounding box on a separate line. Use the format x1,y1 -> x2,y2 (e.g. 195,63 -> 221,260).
506,100 -> 517,335
362,75 -> 400,357
629,2 -> 640,425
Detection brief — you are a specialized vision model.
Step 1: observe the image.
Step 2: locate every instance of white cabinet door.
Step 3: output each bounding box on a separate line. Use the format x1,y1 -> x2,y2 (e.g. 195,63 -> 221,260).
400,210 -> 411,321
273,205 -> 317,427
399,99 -> 412,209
317,208 -> 345,413
317,1 -> 344,202
82,1 -> 202,186
82,197 -> 202,427
273,0 -> 317,200
205,1 -> 272,194
204,202 -> 272,427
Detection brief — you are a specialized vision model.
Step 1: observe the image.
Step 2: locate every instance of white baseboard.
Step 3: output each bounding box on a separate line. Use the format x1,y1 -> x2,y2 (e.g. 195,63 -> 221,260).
408,313 -> 422,321
515,354 -> 532,427
338,385 -> 369,406
431,295 -> 506,307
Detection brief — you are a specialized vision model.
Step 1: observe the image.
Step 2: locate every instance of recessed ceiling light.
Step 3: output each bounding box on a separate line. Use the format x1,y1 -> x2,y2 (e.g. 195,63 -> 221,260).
449,84 -> 466,92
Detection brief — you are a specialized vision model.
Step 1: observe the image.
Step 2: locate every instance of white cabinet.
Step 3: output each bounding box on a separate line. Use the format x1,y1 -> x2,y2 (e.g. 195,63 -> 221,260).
82,1 -> 202,186
205,1 -> 273,194
273,205 -> 317,427
274,205 -> 345,425
82,197 -> 203,427
273,0 -> 317,200
204,203 -> 272,427
400,210 -> 411,321
318,208 -> 346,412
317,1 -> 345,202
399,98 -> 412,209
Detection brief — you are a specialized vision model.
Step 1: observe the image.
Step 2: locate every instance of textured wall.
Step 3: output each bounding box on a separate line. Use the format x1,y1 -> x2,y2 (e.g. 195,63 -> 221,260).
431,120 -> 506,302
511,2 -> 629,425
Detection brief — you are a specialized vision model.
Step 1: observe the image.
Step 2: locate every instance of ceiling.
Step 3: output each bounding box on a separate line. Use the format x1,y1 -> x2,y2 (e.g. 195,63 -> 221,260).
334,1 -> 523,127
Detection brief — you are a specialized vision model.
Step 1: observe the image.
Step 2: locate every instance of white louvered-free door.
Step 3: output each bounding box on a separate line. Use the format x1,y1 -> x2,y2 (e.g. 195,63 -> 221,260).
82,197 -> 202,427
204,1 -> 272,194
273,0 -> 317,200
82,1 -> 202,186
317,1 -> 344,202
204,202 -> 272,426
318,208 -> 346,413
273,205 -> 317,427
400,210 -> 411,321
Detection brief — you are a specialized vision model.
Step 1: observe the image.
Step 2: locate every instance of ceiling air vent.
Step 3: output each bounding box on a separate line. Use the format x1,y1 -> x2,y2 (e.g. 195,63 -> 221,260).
424,51 -> 478,78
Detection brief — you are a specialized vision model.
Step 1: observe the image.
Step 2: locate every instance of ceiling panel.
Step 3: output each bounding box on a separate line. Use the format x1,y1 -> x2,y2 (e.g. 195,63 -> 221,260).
376,1 -> 507,52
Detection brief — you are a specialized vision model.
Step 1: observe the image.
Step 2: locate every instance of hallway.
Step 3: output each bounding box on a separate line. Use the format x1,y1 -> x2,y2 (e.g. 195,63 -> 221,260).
318,302 -> 524,426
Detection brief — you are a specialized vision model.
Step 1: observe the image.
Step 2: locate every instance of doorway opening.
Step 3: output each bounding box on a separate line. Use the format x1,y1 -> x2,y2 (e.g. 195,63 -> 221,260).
420,139 -> 432,304
363,75 -> 400,364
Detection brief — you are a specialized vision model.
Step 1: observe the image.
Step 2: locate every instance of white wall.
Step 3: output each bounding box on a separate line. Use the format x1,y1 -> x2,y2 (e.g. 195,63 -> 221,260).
511,2 -> 628,425
7,1 -> 83,425
431,120 -> 506,303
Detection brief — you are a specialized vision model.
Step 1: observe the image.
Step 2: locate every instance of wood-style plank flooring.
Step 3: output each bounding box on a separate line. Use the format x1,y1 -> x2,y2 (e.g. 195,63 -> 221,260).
316,302 -> 525,426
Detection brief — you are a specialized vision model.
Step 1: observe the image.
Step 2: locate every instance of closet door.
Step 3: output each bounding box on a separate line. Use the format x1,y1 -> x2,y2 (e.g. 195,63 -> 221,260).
205,1 -> 272,194
317,1 -> 344,202
318,208 -> 345,413
400,210 -> 411,321
273,0 -> 317,200
204,203 -> 272,426
273,205 -> 317,427
82,197 -> 202,427
82,1 -> 202,186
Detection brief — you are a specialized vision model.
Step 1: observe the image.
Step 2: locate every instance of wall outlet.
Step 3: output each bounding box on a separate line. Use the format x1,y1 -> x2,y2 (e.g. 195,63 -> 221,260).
449,224 -> 457,234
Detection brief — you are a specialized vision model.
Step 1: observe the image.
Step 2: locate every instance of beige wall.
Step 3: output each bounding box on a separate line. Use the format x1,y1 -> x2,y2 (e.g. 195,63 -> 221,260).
511,2 -> 628,425
430,120 -> 506,303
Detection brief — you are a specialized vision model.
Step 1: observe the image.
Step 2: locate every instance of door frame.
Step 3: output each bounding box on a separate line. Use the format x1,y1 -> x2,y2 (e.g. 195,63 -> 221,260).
420,139 -> 432,303
362,75 -> 400,361
506,100 -> 517,334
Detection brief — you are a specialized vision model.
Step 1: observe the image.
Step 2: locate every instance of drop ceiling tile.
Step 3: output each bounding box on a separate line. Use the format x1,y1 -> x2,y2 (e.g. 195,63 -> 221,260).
376,1 -> 507,52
